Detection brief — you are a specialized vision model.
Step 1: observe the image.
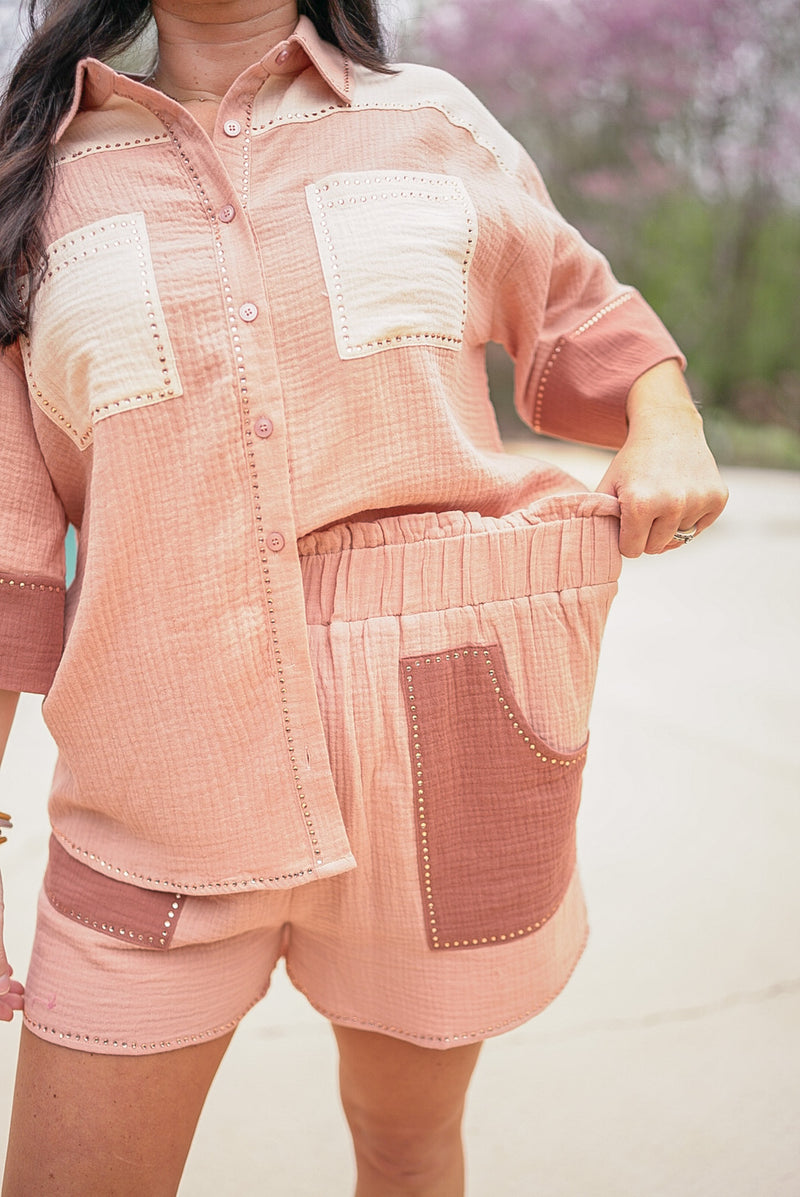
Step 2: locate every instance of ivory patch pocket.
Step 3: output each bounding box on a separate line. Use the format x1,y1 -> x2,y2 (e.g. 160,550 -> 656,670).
20,212 -> 182,450
305,171 -> 477,359
401,644 -> 587,951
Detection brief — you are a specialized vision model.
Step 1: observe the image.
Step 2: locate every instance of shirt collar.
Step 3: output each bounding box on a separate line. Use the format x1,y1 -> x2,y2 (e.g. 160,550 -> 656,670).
55,14 -> 351,143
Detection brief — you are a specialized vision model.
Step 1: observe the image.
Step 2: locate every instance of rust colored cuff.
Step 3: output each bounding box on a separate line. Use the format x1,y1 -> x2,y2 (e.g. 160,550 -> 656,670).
0,573 -> 65,694
529,293 -> 686,450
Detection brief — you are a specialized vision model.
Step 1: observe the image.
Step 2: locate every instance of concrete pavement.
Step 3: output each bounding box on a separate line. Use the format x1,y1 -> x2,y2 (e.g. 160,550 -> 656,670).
1,446 -> 798,1195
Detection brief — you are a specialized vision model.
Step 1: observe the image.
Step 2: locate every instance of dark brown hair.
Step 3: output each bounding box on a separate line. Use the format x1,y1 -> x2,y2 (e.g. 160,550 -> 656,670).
0,0 -> 390,346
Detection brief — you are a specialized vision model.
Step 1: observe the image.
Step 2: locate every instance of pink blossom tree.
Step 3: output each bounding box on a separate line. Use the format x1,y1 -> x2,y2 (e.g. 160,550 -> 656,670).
408,0 -> 800,414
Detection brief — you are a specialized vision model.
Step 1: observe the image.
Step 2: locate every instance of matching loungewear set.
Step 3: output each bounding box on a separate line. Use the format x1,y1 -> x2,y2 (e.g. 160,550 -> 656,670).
0,18 -> 683,1052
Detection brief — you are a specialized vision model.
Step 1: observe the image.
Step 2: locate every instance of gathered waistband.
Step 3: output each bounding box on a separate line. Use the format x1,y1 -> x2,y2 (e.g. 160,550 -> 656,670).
299,494 -> 621,625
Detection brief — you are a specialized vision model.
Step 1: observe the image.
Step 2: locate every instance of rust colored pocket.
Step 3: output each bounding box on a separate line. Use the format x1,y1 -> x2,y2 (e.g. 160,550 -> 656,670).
45,838 -> 184,949
400,644 -> 587,951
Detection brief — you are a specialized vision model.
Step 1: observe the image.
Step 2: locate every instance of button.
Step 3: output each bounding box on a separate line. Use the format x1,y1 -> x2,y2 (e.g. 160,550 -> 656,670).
223,119 -> 242,137
239,302 -> 258,322
218,204 -> 236,223
254,416 -> 274,439
267,531 -> 286,552
275,48 -> 290,65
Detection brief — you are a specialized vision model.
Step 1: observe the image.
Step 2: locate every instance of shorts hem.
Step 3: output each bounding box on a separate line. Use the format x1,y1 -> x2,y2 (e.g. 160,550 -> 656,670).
22,978 -> 271,1056
285,924 -> 590,1050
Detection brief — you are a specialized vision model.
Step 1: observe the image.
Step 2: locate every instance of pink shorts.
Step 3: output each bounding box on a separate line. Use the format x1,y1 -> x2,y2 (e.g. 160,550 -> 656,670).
24,494 -> 621,1054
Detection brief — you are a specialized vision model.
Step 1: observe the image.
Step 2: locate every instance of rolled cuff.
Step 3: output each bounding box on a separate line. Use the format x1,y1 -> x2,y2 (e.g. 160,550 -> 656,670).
525,291 -> 687,450
0,573 -> 65,694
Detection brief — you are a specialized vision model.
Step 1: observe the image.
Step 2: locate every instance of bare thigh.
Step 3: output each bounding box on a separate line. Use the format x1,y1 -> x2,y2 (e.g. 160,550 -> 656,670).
2,1025 -> 233,1197
335,1025 -> 482,1195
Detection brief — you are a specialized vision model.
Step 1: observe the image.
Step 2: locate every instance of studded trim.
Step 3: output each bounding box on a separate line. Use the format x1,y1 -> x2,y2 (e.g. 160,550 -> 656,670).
239,93 -> 256,209
47,891 -> 183,948
54,134 -> 171,165
252,98 -> 517,179
23,923 -> 588,1054
51,829 -> 314,893
0,576 -> 64,594
571,291 -> 635,338
286,926 -> 588,1047
533,291 -> 636,432
400,646 -> 586,952
16,379 -> 93,450
43,217 -> 177,415
19,214 -> 181,449
42,99 -> 327,875
306,171 -> 476,358
23,987 -> 267,1054
402,645 -> 586,951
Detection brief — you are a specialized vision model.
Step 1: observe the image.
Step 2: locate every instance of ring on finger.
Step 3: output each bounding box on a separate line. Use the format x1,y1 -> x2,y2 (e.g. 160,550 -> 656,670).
672,524 -> 699,544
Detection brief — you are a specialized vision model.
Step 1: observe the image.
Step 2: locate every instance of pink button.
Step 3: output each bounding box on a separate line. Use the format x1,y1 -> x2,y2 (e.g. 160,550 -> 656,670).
239,302 -> 258,323
223,119 -> 242,137
275,48 -> 290,65
218,204 -> 236,223
267,531 -> 286,552
254,416 -> 274,439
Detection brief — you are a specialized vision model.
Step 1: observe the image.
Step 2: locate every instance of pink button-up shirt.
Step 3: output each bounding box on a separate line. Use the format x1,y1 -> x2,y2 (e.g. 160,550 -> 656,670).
0,18 -> 683,892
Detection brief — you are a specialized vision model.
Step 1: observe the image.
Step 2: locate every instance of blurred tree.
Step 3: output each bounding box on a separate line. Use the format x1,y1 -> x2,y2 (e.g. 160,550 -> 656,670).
408,0 -> 800,421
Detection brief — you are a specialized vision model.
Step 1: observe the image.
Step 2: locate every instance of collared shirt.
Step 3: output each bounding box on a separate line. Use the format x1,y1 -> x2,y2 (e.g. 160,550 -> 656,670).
0,17 -> 682,891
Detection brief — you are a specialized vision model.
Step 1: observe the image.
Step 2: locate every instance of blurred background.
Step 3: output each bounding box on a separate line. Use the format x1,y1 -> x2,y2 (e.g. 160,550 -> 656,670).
396,0 -> 800,468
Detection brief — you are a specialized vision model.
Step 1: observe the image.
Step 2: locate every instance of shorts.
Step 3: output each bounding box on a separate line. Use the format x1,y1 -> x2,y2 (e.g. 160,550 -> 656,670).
23,493 -> 621,1055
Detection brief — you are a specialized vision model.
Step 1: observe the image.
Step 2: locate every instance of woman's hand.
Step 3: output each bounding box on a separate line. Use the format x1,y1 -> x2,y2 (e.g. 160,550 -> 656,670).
1,870 -> 25,1022
596,360 -> 729,558
0,693 -> 24,1021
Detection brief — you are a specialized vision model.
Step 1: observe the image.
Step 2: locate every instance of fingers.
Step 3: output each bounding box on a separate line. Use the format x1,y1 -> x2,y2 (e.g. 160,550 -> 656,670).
618,497 -> 705,557
1,869 -> 25,1022
602,469 -> 728,558
618,503 -> 721,557
1,973 -> 25,1021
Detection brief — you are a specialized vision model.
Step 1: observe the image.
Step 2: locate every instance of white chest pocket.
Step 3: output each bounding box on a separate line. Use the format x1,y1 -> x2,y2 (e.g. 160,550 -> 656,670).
20,212 -> 182,450
305,172 -> 477,360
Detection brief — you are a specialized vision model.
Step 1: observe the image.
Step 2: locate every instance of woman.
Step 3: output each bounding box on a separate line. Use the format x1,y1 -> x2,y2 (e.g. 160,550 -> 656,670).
0,0 -> 727,1191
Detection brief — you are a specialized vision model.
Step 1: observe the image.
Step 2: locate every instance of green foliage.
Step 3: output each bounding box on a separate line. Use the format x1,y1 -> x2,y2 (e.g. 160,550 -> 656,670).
616,196 -> 800,422
407,0 -> 800,462
702,412 -> 800,471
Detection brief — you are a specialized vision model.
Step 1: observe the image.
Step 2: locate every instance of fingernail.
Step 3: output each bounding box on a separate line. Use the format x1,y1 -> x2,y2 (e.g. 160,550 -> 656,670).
0,974 -> 10,995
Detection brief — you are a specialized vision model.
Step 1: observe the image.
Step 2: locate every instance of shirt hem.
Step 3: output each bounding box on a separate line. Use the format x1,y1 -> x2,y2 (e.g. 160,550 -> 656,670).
49,827 -> 357,894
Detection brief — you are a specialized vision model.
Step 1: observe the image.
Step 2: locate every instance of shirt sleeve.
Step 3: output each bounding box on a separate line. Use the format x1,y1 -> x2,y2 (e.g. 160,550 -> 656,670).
0,344 -> 67,694
492,154 -> 686,450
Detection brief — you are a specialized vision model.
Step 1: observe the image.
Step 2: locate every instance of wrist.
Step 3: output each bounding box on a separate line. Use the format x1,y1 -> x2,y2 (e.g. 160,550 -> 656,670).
626,360 -> 703,434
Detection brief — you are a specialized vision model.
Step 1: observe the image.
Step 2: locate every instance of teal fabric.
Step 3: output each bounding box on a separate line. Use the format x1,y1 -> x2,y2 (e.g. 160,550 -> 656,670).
65,527 -> 77,586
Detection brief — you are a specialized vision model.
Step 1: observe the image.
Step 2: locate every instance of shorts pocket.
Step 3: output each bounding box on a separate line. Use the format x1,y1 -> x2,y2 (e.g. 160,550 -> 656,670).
44,837 -> 184,949
305,171 -> 476,359
20,212 -> 182,450
400,643 -> 586,951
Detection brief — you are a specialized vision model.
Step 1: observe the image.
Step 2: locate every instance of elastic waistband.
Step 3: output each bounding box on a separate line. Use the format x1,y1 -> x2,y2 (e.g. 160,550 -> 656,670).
299,494 -> 621,625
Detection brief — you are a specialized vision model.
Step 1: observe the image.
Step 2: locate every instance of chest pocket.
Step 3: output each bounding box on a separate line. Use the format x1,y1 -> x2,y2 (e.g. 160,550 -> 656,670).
305,171 -> 477,360
20,212 -> 182,450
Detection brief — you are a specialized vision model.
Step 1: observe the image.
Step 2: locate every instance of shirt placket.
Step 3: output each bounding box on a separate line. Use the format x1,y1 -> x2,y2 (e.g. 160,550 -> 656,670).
137,77 -> 355,880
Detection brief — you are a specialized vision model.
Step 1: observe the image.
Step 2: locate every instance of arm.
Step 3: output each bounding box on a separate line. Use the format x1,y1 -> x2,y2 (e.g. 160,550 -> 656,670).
0,345 -> 69,1023
1,689 -> 24,1020
596,360 -> 728,557
487,155 -> 726,540
0,347 -> 68,1022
